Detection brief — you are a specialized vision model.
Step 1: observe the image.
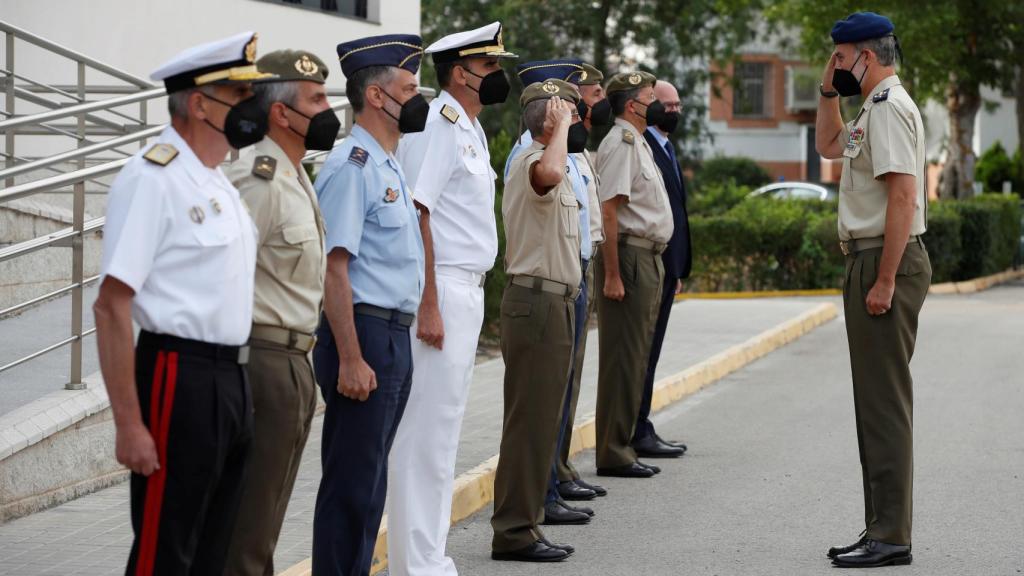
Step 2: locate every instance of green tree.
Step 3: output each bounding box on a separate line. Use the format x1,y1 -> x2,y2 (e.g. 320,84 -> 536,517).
767,0 -> 1024,199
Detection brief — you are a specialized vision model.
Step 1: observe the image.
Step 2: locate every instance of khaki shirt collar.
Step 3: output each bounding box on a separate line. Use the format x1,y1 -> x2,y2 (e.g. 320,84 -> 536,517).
614,116 -> 643,139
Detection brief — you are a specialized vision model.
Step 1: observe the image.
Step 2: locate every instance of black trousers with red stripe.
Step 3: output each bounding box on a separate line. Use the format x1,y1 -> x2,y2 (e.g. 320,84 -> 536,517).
126,331 -> 253,576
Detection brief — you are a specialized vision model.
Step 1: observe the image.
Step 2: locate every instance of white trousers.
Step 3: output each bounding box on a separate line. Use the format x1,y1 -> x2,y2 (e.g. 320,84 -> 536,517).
387,268 -> 486,576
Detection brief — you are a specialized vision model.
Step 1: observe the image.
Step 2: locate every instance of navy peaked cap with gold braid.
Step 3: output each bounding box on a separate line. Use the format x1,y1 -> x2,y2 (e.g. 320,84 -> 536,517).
336,34 -> 424,78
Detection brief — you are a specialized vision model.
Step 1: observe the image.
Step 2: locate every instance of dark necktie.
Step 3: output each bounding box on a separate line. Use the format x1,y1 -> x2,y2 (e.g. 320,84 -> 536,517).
664,139 -> 682,188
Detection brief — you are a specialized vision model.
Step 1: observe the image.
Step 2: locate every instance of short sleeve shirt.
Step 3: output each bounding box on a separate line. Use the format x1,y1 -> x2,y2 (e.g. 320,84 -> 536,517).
575,149 -> 605,245
316,124 -> 424,314
100,126 -> 257,345
595,118 -> 674,244
226,137 -> 325,334
397,91 -> 497,274
502,141 -> 582,289
838,75 -> 927,241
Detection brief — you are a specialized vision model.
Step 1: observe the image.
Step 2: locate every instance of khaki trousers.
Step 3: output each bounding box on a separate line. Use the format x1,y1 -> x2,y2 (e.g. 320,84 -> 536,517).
843,241 -> 931,546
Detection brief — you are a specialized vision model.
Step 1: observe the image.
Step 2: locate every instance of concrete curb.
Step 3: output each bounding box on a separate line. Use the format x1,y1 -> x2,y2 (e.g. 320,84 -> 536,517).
279,302 -> 838,576
928,268 -> 1023,295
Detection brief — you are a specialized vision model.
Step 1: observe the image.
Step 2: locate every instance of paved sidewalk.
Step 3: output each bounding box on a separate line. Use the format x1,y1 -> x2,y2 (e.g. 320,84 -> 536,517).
444,280 -> 1024,575
0,297 -> 832,575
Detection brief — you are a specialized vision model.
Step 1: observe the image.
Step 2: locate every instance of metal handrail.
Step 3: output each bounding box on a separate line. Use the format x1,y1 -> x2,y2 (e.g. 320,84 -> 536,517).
0,87 -> 165,131
0,21 -> 152,88
0,125 -> 163,180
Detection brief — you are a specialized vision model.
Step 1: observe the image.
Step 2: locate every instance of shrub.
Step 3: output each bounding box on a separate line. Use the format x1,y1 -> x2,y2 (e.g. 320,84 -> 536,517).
688,182 -> 752,216
974,141 -> 1022,194
693,155 -> 772,191
921,202 -> 962,283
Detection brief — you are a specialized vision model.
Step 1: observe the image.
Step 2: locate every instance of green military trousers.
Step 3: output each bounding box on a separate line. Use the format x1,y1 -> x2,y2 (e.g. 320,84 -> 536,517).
595,242 -> 665,468
557,261 -> 597,482
843,240 -> 931,546
491,281 -> 576,552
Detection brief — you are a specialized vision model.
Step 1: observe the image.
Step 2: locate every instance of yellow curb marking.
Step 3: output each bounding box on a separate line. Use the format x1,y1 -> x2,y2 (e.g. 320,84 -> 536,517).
279,302 -> 839,576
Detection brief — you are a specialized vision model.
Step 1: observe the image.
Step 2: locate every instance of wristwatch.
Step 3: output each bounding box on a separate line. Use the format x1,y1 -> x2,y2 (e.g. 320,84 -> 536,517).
819,83 -> 839,98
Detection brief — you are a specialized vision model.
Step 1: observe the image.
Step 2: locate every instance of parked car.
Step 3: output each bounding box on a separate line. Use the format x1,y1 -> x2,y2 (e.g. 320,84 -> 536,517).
749,182 -> 838,202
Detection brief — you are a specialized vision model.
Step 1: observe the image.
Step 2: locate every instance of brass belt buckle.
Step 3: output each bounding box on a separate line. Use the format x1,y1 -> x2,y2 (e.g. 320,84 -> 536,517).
839,241 -> 850,256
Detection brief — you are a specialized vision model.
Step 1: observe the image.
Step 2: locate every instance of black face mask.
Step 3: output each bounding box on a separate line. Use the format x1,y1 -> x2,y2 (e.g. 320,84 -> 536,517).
203,93 -> 268,149
284,104 -> 341,151
832,51 -> 869,97
567,121 -> 589,154
657,111 -> 680,134
587,98 -> 613,126
464,68 -> 511,105
632,98 -> 667,127
380,89 -> 429,134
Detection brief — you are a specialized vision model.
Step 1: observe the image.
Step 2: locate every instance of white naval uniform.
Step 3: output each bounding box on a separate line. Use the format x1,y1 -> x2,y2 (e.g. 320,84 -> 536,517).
101,126 -> 257,345
388,90 -> 497,576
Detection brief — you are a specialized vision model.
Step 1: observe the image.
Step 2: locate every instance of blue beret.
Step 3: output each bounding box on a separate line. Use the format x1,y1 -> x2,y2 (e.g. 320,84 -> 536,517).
516,58 -> 585,86
336,34 -> 424,78
831,12 -> 895,44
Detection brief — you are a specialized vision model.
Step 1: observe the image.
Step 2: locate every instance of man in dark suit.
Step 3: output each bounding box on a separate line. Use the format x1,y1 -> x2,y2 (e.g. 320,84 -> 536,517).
633,80 -> 692,458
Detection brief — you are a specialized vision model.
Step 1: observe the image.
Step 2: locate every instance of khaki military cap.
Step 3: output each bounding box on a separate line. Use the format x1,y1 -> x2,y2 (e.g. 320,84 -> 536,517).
520,79 -> 580,107
256,49 -> 329,83
577,63 -> 604,86
604,70 -> 656,94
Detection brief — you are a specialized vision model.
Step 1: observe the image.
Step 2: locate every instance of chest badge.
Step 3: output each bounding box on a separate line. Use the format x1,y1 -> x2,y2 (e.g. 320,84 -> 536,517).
465,144 -> 478,158
209,198 -> 223,214
847,127 -> 865,150
189,205 -> 206,224
384,187 -> 399,203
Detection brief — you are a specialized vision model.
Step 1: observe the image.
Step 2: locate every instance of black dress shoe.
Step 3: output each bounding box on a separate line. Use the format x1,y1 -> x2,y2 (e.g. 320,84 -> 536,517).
556,498 -> 594,517
828,533 -> 866,559
492,540 -> 572,562
596,462 -> 655,478
832,539 -> 912,568
541,500 -> 591,525
540,537 -> 575,554
632,435 -> 686,458
557,480 -> 597,501
637,461 -> 661,474
654,433 -> 687,452
573,478 -> 607,497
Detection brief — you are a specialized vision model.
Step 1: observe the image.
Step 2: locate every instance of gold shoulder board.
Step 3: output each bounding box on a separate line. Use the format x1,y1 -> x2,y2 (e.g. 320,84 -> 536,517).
252,155 -> 277,180
143,143 -> 179,166
441,104 -> 460,124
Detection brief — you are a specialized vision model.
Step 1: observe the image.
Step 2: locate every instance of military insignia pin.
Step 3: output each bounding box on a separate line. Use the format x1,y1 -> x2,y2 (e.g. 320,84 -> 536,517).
542,81 -> 559,95
189,205 -> 206,224
579,70 -> 588,82
628,73 -> 642,85
210,198 -> 222,214
384,188 -> 399,203
244,34 -> 258,63
296,54 -> 319,77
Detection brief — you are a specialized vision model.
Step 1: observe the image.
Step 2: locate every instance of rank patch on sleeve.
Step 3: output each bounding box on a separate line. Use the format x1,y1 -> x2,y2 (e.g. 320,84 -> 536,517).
348,147 -> 369,167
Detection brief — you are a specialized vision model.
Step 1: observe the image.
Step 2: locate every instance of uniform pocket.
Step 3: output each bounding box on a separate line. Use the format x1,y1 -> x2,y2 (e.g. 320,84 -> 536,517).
280,223 -> 320,283
559,193 -> 579,238
375,206 -> 408,228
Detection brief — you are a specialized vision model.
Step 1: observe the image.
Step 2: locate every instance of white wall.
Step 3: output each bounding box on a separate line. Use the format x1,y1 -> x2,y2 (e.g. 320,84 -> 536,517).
702,120 -> 805,163
973,85 -> 1019,156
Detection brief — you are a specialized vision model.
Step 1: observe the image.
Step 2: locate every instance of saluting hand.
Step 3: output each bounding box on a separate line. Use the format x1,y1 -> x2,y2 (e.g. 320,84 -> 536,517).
338,357 -> 377,401
821,51 -> 838,92
866,278 -> 895,316
116,421 -> 160,476
542,96 -> 573,136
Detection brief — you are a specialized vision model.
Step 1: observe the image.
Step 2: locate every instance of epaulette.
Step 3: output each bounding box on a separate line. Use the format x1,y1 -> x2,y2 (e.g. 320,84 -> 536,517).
622,130 -> 635,145
872,88 -> 890,103
143,143 -> 178,166
252,155 -> 277,180
440,104 -> 460,124
348,147 -> 369,168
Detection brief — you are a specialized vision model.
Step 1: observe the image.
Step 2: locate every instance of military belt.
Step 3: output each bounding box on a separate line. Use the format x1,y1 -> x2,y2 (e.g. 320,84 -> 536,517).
250,324 -> 316,353
510,274 -> 580,299
840,235 -> 921,256
354,303 -> 415,327
435,265 -> 486,287
620,234 -> 667,254
139,330 -> 249,365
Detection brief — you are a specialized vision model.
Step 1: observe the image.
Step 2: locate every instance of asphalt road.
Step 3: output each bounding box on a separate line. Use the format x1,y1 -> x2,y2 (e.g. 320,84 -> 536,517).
442,280 -> 1024,576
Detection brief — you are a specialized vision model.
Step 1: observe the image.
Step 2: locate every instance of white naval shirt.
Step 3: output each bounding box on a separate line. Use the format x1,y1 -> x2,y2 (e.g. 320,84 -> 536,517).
397,90 -> 498,274
100,126 -> 257,346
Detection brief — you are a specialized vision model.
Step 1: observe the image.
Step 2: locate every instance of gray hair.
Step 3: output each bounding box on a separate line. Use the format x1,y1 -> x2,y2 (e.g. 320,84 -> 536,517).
167,86 -> 214,120
856,35 -> 897,67
523,99 -> 548,137
253,81 -> 301,111
347,65 -> 398,114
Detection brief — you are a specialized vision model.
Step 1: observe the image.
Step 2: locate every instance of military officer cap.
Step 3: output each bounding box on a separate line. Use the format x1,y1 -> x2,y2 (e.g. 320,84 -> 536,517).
151,31 -> 275,93
604,70 -> 657,94
426,22 -> 518,65
830,11 -> 895,44
577,62 -> 604,86
516,58 -> 585,86
256,49 -> 329,84
520,79 -> 580,107
336,34 -> 425,78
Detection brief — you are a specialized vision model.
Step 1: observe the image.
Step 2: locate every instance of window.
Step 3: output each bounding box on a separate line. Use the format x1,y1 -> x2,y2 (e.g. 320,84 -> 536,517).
733,62 -> 771,118
261,0 -> 370,20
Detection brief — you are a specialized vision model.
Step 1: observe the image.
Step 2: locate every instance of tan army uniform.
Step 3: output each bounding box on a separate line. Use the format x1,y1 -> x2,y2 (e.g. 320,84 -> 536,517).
492,140 -> 581,552
838,74 -> 931,547
223,136 -> 323,575
593,116 -> 674,469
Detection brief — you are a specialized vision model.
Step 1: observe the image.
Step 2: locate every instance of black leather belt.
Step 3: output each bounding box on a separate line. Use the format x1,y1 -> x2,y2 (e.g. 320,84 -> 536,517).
139,330 -> 249,365
354,303 -> 415,327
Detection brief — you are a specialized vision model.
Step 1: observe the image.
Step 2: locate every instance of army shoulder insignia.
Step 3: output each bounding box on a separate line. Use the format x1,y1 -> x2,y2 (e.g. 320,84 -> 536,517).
384,187 -> 399,202
348,147 -> 369,168
441,104 -> 460,124
143,143 -> 179,166
252,155 -> 277,180
872,88 -> 890,103
622,130 -> 635,145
